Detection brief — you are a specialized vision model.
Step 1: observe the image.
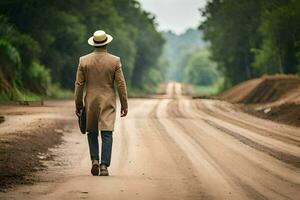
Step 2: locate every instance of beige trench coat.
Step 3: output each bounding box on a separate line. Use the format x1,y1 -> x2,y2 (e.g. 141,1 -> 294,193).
74,48 -> 128,132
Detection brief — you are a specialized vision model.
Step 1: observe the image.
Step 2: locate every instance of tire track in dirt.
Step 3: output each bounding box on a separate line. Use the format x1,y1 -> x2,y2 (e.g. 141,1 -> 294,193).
192,100 -> 300,166
180,97 -> 300,174
194,100 -> 300,147
203,118 -> 300,168
165,100 -> 272,200
166,98 -> 300,199
177,117 -> 299,199
148,100 -> 210,199
188,100 -> 300,160
113,98 -> 208,199
155,99 -> 249,199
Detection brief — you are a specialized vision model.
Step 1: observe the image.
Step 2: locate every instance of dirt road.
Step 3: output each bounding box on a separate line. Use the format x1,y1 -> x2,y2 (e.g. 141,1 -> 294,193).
1,82 -> 300,200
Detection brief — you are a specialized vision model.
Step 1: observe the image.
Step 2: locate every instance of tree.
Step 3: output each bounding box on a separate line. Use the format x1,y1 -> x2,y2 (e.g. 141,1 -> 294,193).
200,0 -> 263,86
113,0 -> 165,89
183,49 -> 219,86
0,0 -> 165,98
200,0 -> 300,87
252,0 -> 300,75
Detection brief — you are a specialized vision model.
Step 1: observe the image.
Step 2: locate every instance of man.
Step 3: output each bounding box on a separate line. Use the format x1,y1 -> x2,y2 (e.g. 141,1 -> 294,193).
75,30 -> 128,176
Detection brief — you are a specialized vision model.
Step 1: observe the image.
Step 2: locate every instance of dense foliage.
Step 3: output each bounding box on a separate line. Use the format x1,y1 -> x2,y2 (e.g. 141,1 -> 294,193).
200,0 -> 300,87
183,49 -> 219,86
0,0 -> 164,99
163,29 -> 207,81
162,28 -> 221,89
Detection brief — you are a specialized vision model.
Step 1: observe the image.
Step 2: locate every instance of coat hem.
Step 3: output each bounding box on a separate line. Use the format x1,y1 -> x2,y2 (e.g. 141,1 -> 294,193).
86,128 -> 114,132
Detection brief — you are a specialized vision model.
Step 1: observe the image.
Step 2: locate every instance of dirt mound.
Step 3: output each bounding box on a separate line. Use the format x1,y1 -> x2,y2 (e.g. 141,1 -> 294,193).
218,78 -> 262,103
243,102 -> 300,127
219,74 -> 300,104
219,74 -> 300,127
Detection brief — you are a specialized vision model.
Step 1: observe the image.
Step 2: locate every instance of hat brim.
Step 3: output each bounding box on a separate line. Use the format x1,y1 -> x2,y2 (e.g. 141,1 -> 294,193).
88,34 -> 113,46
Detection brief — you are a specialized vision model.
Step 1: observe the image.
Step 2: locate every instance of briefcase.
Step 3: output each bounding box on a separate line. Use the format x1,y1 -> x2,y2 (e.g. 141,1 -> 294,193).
78,107 -> 86,134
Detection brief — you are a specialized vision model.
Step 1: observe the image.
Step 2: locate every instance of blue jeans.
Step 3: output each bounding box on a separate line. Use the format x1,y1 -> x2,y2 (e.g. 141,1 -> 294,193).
87,131 -> 113,167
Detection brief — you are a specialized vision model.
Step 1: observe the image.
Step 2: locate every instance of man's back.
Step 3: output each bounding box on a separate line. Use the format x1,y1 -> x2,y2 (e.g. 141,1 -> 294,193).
75,47 -> 127,132
80,50 -> 120,92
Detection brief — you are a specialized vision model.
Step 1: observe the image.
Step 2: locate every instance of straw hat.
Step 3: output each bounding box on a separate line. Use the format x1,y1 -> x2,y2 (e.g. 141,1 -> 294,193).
88,30 -> 113,47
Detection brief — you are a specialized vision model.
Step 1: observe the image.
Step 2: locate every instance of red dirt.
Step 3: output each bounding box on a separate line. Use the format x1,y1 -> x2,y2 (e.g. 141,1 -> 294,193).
0,101 -> 75,192
218,74 -> 300,127
218,78 -> 263,103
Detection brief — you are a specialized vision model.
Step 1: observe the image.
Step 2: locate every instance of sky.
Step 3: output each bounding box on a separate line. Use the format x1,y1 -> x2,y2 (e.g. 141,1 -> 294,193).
139,0 -> 208,34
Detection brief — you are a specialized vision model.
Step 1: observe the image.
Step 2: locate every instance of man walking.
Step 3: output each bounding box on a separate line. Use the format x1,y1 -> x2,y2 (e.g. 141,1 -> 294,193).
75,30 -> 128,176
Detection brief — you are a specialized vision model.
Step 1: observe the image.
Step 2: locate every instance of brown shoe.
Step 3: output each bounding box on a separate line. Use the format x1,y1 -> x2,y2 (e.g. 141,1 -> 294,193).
91,160 -> 99,176
100,164 -> 109,176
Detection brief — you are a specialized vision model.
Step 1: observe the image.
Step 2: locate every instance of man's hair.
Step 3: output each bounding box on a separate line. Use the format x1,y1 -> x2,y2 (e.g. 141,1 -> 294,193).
95,44 -> 108,49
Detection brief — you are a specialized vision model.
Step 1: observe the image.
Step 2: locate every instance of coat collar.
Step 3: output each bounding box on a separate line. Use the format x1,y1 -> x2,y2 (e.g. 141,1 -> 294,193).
94,47 -> 107,53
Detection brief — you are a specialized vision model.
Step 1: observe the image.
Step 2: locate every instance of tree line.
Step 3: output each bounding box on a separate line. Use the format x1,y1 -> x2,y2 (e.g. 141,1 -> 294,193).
163,29 -> 221,91
200,0 -> 300,87
0,0 -> 165,100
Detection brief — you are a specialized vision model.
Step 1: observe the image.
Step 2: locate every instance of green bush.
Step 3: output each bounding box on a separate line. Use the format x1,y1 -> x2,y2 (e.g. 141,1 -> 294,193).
183,49 -> 220,86
25,61 -> 51,94
47,84 -> 73,99
0,39 -> 21,96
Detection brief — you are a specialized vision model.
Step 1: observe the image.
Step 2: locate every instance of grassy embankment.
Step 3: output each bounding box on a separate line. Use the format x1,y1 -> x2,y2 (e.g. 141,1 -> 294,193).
0,84 -> 73,102
0,84 -> 158,102
192,78 -> 224,96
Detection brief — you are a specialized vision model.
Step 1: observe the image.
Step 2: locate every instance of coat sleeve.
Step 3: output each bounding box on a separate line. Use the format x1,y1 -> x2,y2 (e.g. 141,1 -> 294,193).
74,58 -> 85,110
115,58 -> 128,109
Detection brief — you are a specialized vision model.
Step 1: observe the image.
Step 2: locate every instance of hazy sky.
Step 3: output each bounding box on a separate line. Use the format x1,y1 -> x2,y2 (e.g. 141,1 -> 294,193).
139,0 -> 208,34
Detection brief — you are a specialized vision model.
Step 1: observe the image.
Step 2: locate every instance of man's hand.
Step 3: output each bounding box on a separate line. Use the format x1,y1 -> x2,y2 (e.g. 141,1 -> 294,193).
121,107 -> 128,117
75,107 -> 81,117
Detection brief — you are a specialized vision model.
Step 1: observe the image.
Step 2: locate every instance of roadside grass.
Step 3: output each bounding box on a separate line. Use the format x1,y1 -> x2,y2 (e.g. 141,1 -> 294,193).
0,83 -> 157,102
127,84 -> 159,98
192,78 -> 224,96
0,88 -> 41,102
0,84 -> 73,102
47,84 -> 73,99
